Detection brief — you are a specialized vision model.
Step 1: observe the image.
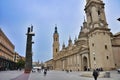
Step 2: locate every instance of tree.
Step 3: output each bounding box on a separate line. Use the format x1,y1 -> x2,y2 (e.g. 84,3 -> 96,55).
16,59 -> 25,69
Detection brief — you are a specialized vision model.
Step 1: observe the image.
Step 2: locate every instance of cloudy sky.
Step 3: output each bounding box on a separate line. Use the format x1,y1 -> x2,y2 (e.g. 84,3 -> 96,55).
0,0 -> 120,62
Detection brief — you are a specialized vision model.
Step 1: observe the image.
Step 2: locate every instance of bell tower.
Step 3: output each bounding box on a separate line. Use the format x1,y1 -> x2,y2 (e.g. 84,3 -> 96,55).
53,25 -> 59,59
85,0 -> 107,29
85,0 -> 115,70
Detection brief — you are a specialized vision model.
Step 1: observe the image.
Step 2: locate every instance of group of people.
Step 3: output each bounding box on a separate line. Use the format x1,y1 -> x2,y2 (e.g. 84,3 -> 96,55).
84,66 -> 90,71
32,68 -> 48,76
96,68 -> 103,71
84,66 -> 103,71
32,66 -> 101,79
83,66 -> 104,80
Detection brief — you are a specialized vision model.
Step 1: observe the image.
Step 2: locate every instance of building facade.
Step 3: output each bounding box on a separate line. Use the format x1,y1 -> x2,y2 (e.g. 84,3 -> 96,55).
45,59 -> 54,70
0,28 -> 17,70
51,0 -> 120,71
0,28 -> 15,61
14,52 -> 25,62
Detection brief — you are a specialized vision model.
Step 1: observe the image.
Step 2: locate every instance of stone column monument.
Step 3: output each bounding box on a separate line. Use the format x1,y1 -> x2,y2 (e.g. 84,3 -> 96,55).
24,25 -> 35,73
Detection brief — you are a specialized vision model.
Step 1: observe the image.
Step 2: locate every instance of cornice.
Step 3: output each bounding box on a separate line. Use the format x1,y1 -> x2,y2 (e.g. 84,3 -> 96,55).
85,1 -> 104,11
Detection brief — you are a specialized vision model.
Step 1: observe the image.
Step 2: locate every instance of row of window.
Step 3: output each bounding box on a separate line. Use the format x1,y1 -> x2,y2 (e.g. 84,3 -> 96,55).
92,43 -> 108,49
89,10 -> 101,23
93,56 -> 109,61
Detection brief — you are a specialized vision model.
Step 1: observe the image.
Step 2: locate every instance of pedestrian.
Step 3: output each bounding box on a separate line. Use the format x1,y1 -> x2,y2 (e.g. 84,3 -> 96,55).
44,68 -> 47,76
66,69 -> 69,73
93,69 -> 99,80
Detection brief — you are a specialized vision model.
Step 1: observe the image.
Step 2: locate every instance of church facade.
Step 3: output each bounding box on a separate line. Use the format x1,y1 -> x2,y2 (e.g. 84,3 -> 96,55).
51,0 -> 120,71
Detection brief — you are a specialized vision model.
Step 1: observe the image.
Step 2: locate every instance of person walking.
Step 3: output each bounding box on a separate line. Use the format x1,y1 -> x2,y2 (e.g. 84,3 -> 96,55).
93,69 -> 99,80
44,68 -> 47,76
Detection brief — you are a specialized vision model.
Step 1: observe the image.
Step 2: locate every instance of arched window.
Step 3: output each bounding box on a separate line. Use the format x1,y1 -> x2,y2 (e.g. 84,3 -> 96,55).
90,12 -> 92,22
105,45 -> 107,50
98,10 -> 100,16
106,56 -> 109,60
56,48 -> 58,52
56,38 -> 57,41
98,10 -> 101,19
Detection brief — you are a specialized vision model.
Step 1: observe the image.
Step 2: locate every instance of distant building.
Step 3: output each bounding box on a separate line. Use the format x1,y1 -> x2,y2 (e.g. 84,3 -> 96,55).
50,0 -> 120,71
45,59 -> 54,70
32,61 -> 41,67
14,52 -> 25,62
0,28 -> 17,70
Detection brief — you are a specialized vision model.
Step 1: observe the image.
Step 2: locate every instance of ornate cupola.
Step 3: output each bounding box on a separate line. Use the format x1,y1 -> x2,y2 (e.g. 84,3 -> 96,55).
78,18 -> 89,39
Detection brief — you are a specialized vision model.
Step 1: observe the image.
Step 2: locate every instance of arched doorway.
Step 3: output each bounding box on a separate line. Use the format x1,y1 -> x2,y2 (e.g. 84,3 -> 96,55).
83,56 -> 88,71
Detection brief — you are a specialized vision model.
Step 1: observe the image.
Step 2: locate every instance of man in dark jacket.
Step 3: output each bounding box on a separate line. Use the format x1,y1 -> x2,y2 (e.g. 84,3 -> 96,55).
93,70 -> 99,80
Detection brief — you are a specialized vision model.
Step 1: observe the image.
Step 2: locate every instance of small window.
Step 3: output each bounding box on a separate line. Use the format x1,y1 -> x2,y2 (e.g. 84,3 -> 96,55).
56,38 -> 57,41
105,45 -> 107,49
92,43 -> 94,47
98,10 -> 100,16
106,56 -> 109,60
56,49 -> 58,52
94,57 -> 96,60
90,12 -> 92,22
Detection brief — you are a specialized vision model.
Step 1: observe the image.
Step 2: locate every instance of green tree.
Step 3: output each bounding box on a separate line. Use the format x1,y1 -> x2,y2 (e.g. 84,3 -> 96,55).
17,59 -> 25,69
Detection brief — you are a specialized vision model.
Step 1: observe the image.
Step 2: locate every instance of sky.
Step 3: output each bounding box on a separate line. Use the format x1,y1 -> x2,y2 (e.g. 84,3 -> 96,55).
0,0 -> 120,62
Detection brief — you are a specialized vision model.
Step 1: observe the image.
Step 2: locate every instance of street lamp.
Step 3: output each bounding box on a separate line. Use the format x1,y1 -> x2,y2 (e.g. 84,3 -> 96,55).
117,18 -> 120,21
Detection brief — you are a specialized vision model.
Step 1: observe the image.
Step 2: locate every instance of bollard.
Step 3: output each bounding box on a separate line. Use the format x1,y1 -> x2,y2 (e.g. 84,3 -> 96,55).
105,71 -> 110,78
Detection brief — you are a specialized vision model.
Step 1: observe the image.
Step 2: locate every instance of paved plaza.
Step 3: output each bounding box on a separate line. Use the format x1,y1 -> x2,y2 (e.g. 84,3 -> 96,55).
0,70 -> 120,80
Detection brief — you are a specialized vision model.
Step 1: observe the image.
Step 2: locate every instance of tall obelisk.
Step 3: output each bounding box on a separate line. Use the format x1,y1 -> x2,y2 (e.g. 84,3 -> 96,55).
24,25 -> 35,73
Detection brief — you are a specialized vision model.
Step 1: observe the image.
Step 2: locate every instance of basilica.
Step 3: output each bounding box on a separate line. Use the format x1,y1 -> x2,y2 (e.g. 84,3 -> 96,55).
45,0 -> 120,71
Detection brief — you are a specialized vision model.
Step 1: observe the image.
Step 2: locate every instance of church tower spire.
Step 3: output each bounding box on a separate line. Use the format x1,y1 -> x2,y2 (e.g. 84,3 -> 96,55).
53,25 -> 59,59
85,0 -> 108,29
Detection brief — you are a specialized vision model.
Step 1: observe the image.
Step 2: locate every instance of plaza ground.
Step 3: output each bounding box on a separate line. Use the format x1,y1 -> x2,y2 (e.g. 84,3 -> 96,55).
0,70 -> 120,80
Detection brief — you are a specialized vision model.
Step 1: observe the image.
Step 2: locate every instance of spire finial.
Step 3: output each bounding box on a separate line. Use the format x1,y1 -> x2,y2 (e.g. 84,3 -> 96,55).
68,36 -> 72,46
31,24 -> 33,32
55,24 -> 57,27
69,36 -> 72,43
54,24 -> 58,33
62,41 -> 65,49
74,36 -> 77,42
69,36 -> 71,40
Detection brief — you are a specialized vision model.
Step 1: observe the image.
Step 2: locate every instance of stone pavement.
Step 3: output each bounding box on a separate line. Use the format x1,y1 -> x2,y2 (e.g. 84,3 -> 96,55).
0,70 -> 24,80
28,70 -> 120,80
0,70 -> 120,80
